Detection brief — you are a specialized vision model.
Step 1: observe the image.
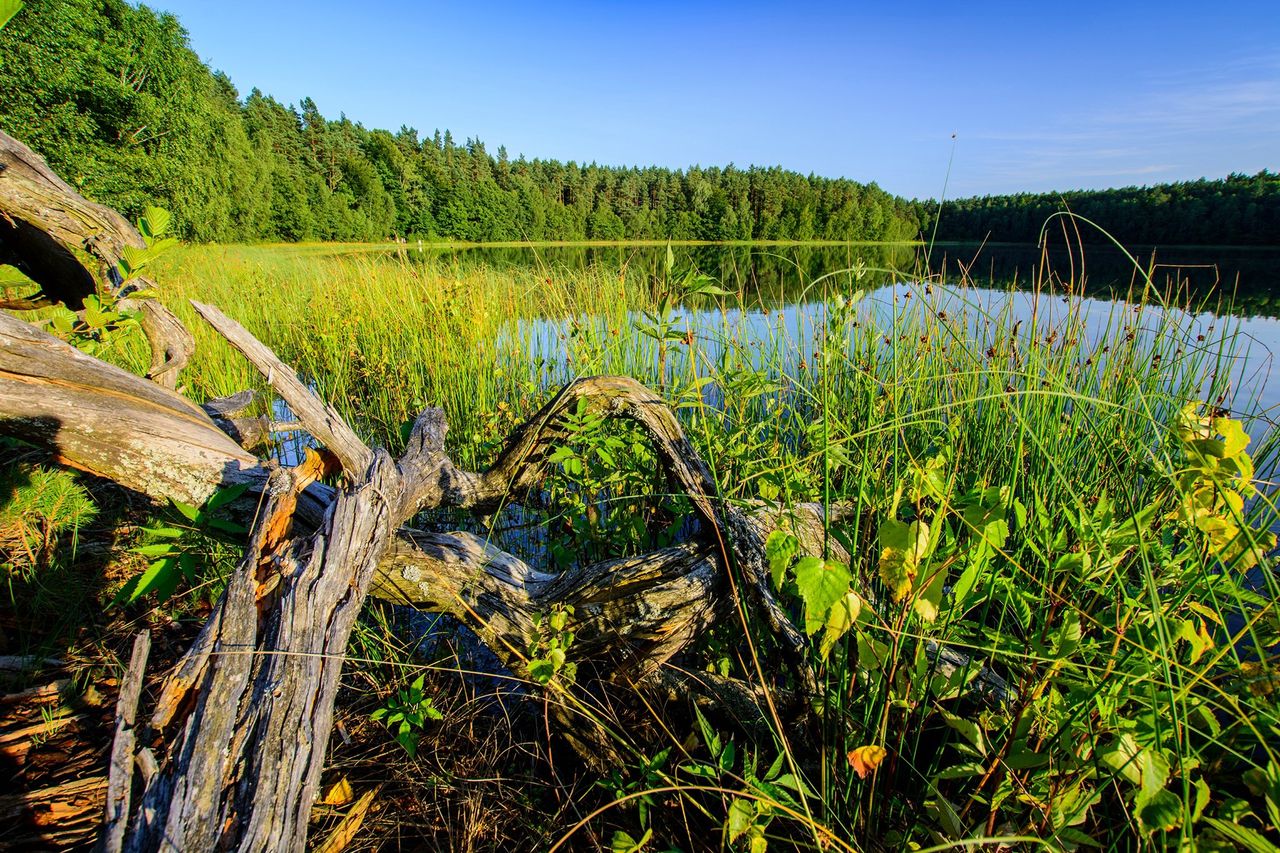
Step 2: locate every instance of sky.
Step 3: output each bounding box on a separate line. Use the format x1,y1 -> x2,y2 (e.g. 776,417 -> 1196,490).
151,0 -> 1279,200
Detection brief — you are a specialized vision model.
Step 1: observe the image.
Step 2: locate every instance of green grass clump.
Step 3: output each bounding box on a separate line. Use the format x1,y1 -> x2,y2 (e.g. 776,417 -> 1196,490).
132,241 -> 1280,849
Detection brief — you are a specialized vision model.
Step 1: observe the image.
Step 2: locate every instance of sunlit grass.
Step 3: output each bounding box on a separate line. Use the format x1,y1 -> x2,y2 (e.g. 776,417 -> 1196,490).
140,240 -> 1279,849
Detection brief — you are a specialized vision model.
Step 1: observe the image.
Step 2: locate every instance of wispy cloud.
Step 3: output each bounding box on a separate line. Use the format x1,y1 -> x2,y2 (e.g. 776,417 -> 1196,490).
952,56 -> 1280,194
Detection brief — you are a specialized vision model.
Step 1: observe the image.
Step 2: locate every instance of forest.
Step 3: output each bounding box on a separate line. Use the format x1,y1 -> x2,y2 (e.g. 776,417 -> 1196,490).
3,0 -> 1277,248
920,171 -> 1280,247
0,0 -> 922,244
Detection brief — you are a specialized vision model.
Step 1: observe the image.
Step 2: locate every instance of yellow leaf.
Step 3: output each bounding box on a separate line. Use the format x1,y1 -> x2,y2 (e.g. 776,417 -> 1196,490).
314,786 -> 379,853
1185,601 -> 1223,626
847,745 -> 887,779
322,776 -> 354,806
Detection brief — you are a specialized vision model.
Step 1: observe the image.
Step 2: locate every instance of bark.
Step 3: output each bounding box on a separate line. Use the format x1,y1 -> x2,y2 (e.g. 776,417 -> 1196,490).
0,129 -> 193,387
0,134 -> 835,849
3,301 -> 825,849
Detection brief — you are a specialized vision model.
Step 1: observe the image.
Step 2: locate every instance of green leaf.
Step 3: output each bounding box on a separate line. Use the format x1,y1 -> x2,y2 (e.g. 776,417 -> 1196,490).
170,500 -> 201,523
120,557 -> 181,604
939,709 -> 987,755
120,245 -> 150,280
141,206 -> 172,240
1202,818 -> 1280,853
912,564 -> 947,623
793,556 -> 852,635
131,544 -> 177,557
764,530 -> 799,591
726,798 -> 755,842
1136,788 -> 1182,833
205,483 -> 250,511
1214,415 -> 1250,459
878,518 -> 929,602
0,0 -> 23,31
819,591 -> 861,661
610,829 -> 652,853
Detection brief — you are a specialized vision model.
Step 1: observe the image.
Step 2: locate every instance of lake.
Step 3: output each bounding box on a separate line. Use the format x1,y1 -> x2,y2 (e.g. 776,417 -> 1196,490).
381,241 -> 1280,437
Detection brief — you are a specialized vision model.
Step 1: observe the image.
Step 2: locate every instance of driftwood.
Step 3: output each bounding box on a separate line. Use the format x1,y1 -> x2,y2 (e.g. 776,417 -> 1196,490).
0,129 -> 192,387
1,306 -> 825,847
0,135 -> 832,849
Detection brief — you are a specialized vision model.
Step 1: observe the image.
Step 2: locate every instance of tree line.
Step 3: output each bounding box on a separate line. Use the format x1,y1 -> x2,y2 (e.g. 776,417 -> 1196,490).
0,0 -> 1273,247
0,0 -> 921,244
917,171 -> 1279,247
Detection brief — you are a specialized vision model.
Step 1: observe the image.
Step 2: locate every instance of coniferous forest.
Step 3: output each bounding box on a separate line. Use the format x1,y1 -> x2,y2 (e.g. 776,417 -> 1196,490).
2,0 -> 1276,247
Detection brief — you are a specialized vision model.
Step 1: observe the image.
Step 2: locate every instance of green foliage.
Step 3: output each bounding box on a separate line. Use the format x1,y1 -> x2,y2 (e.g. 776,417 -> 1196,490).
527,603 -> 578,685
921,171 -> 1280,246
139,240 -> 1280,848
370,672 -> 443,758
0,457 -> 96,578
117,205 -> 178,285
113,483 -> 248,605
679,707 -> 810,852
0,2 -> 922,243
45,206 -> 177,356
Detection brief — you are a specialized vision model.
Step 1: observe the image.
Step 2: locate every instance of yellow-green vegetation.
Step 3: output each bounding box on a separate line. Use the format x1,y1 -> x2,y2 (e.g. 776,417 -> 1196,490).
64,242 -> 1280,848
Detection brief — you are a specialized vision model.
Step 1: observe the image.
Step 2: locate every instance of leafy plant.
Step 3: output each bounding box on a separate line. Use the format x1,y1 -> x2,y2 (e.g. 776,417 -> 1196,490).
0,0 -> 22,32
528,603 -> 577,685
45,206 -> 177,357
370,672 -> 442,758
113,483 -> 248,605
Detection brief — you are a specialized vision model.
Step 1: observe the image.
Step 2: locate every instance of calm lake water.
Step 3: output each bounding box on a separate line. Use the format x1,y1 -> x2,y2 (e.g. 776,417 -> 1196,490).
392,241 -> 1280,436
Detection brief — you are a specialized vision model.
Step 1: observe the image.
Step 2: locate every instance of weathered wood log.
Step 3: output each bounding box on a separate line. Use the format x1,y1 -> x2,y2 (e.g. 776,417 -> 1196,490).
0,129 -> 135,307
2,295 -> 831,848
0,129 -> 193,387
0,310 -> 262,504
102,630 -> 151,853
126,449 -> 406,852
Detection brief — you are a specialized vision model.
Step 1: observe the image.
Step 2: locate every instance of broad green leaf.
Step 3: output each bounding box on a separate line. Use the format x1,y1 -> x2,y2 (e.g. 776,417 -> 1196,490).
939,709 -> 987,755
793,556 -> 851,635
120,245 -> 150,279
1052,611 -> 1083,659
124,557 -> 179,603
131,544 -> 176,557
1138,748 -> 1171,802
142,206 -> 172,240
878,518 -> 929,602
726,798 -> 754,842
819,591 -> 861,660
205,483 -> 250,511
1214,415 -> 1250,459
1175,618 -> 1214,664
764,530 -> 799,590
0,0 -> 22,31
950,549 -> 987,614
611,829 -> 652,853
912,564 -> 947,623
1136,788 -> 1182,833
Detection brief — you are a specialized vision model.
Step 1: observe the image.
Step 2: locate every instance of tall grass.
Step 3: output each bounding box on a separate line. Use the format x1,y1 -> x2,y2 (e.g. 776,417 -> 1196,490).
142,241 -> 1279,849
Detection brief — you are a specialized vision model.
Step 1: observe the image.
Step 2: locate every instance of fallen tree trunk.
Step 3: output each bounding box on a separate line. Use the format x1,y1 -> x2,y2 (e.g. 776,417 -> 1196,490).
3,298 -> 827,849
0,129 -> 193,387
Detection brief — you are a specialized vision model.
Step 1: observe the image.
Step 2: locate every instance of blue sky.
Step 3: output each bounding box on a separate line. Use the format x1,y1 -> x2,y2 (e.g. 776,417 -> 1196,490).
152,1 -> 1278,200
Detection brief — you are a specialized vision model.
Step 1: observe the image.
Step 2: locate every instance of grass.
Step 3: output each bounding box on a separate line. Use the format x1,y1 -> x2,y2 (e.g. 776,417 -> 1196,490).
10,238 -> 1280,849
